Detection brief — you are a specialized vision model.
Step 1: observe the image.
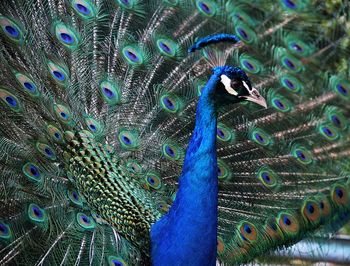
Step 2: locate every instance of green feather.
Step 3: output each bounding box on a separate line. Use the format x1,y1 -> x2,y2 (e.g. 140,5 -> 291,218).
0,16 -> 24,44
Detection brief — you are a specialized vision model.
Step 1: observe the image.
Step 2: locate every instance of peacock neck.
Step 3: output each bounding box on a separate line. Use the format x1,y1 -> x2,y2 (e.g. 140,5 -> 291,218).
182,72 -> 219,179
150,72 -> 220,265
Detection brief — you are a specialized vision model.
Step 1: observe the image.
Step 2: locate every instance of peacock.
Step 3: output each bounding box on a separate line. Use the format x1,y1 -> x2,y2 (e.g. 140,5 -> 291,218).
0,0 -> 350,265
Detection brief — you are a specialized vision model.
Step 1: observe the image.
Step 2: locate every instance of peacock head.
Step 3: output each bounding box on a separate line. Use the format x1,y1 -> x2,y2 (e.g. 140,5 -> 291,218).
214,65 -> 267,108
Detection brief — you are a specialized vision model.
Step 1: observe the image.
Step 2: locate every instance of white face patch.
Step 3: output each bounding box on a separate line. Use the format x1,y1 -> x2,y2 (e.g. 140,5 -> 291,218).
220,75 -> 238,96
242,81 -> 260,100
242,80 -> 251,92
219,74 -> 267,108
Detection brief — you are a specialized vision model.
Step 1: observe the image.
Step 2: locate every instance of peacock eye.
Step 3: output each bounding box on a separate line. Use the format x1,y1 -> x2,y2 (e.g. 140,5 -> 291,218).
230,79 -> 242,89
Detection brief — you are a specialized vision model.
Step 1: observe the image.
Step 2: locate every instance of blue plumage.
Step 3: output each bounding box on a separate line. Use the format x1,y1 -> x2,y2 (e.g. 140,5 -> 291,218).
0,1 -> 350,265
151,72 -> 221,265
188,33 -> 240,53
151,64 -> 265,264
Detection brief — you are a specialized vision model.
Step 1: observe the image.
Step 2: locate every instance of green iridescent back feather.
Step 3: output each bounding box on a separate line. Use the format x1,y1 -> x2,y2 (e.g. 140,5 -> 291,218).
0,0 -> 350,265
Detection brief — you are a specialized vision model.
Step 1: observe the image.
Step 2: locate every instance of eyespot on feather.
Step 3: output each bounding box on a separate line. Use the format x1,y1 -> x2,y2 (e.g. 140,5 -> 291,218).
107,255 -> 127,266
217,123 -> 234,142
118,130 -> 139,150
84,116 -> 104,136
280,0 -> 309,12
331,183 -> 349,208
145,172 -> 162,190
284,34 -> 314,57
160,93 -> 182,114
234,22 -> 257,45
28,203 -> 46,223
280,74 -> 303,93
257,166 -> 279,189
0,222 -> 12,240
162,142 -> 183,161
239,54 -> 263,74
76,213 -> 95,229
217,160 -> 231,181
315,194 -> 332,219
99,80 -> 121,106
47,124 -> 65,143
36,142 -> 57,161
195,0 -> 218,17
116,0 -> 138,10
250,128 -> 273,147
237,221 -> 258,243
280,53 -> 303,73
317,123 -> 339,141
68,190 -> 83,206
15,73 -> 40,97
330,75 -> 350,101
291,144 -> 313,165
0,16 -> 24,44
158,201 -> 170,213
156,38 -> 179,58
270,95 -> 292,113
47,61 -> 69,86
126,160 -> 142,174
53,103 -> 73,124
122,45 -> 144,66
301,198 -> 321,224
0,89 -> 22,112
22,162 -> 42,182
277,211 -> 300,236
54,23 -> 80,49
71,0 -> 97,19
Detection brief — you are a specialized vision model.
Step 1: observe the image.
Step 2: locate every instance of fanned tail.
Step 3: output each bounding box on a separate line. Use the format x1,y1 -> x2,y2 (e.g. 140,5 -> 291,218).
0,0 -> 350,265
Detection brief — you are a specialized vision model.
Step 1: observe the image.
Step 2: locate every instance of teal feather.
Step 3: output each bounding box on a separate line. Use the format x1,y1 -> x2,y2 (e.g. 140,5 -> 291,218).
0,1 -> 350,265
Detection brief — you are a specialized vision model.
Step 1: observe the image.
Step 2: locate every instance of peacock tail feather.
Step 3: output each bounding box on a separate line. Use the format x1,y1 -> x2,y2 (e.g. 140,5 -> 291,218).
0,0 -> 350,265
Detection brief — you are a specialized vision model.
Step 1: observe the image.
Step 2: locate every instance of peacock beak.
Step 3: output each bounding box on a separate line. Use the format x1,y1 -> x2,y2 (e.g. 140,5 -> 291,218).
240,81 -> 267,109
242,94 -> 267,108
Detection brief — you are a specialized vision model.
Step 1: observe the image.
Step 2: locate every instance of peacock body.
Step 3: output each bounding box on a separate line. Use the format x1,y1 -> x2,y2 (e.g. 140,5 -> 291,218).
0,0 -> 350,265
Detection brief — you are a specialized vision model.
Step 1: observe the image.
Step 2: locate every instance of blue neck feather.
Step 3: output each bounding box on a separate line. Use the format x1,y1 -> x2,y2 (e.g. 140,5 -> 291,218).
151,71 -> 221,265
